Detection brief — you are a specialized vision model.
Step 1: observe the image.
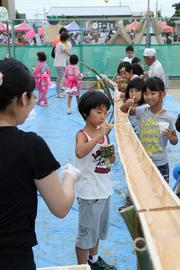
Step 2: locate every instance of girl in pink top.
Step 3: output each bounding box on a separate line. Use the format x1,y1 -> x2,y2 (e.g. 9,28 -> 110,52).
33,52 -> 51,106
64,54 -> 82,114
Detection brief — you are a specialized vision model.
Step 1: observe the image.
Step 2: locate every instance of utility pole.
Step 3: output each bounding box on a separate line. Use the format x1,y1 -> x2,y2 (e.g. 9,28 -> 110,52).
43,7 -> 46,23
156,0 -> 158,18
146,0 -> 151,47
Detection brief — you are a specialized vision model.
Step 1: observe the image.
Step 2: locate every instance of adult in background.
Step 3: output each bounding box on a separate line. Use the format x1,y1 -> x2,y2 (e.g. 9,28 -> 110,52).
52,27 -> 68,47
51,27 -> 68,59
53,32 -> 72,98
143,48 -> 166,87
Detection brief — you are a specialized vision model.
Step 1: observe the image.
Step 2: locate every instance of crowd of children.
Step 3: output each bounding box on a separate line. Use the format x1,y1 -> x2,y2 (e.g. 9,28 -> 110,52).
33,27 -> 81,108
33,50 -> 82,114
117,46 -> 179,201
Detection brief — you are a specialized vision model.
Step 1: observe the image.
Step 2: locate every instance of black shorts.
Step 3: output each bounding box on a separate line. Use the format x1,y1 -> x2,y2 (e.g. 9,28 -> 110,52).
157,163 -> 169,183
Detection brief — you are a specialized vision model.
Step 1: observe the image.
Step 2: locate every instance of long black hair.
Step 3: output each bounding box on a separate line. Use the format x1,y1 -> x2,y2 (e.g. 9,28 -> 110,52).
125,78 -> 145,106
117,61 -> 132,75
132,63 -> 144,76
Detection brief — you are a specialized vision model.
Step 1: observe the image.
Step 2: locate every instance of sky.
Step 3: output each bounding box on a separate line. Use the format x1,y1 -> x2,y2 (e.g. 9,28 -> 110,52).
15,0 -> 176,19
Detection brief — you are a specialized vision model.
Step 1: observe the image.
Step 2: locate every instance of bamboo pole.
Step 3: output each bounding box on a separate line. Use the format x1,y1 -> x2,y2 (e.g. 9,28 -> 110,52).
79,61 -> 114,106
120,205 -> 142,240
120,206 -> 154,270
134,238 -> 154,270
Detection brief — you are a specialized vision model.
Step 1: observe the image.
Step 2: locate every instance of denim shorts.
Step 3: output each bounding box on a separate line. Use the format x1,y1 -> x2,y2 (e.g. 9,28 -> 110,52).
157,163 -> 169,183
76,197 -> 110,249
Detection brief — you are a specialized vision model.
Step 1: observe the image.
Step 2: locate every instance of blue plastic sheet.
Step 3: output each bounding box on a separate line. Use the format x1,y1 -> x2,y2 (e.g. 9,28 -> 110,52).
21,85 -> 180,269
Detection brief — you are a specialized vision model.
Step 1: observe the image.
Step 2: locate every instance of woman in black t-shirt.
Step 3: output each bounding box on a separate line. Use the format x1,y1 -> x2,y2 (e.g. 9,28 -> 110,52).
175,114 -> 180,132
0,59 -> 80,269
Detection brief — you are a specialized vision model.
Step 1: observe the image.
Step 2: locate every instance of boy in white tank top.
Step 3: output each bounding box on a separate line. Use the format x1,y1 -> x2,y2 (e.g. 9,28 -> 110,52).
75,90 -> 117,270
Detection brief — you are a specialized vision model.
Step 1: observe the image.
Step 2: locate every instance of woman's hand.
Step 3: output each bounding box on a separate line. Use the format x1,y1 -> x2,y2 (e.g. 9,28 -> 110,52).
60,163 -> 81,182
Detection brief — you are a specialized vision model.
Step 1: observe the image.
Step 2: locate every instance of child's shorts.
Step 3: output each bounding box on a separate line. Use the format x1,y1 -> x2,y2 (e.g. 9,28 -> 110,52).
76,196 -> 110,249
157,163 -> 169,183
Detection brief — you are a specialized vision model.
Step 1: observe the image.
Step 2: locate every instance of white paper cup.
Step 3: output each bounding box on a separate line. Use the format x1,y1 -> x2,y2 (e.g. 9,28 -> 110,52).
159,122 -> 169,133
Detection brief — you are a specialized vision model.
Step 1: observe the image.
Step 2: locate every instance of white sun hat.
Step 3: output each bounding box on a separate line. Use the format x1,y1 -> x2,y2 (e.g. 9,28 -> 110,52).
143,48 -> 156,57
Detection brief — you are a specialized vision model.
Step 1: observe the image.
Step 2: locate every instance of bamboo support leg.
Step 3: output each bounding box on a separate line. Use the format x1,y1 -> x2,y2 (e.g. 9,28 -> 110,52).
134,238 -> 154,270
120,206 -> 154,270
120,205 -> 142,240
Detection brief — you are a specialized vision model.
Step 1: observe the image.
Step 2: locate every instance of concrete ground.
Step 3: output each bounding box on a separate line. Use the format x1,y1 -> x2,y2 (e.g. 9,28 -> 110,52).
167,80 -> 180,101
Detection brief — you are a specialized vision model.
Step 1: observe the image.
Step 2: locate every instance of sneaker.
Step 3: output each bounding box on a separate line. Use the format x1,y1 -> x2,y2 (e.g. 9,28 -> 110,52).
57,93 -> 64,98
67,108 -> 72,114
40,101 -> 48,107
88,256 -> 117,270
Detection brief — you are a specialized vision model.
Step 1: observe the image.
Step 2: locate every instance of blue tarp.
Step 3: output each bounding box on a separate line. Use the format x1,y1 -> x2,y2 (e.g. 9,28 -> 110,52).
21,85 -> 180,269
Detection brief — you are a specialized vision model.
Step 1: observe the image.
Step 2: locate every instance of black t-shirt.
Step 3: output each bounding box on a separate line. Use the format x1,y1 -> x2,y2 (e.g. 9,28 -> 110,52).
0,126 -> 60,254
